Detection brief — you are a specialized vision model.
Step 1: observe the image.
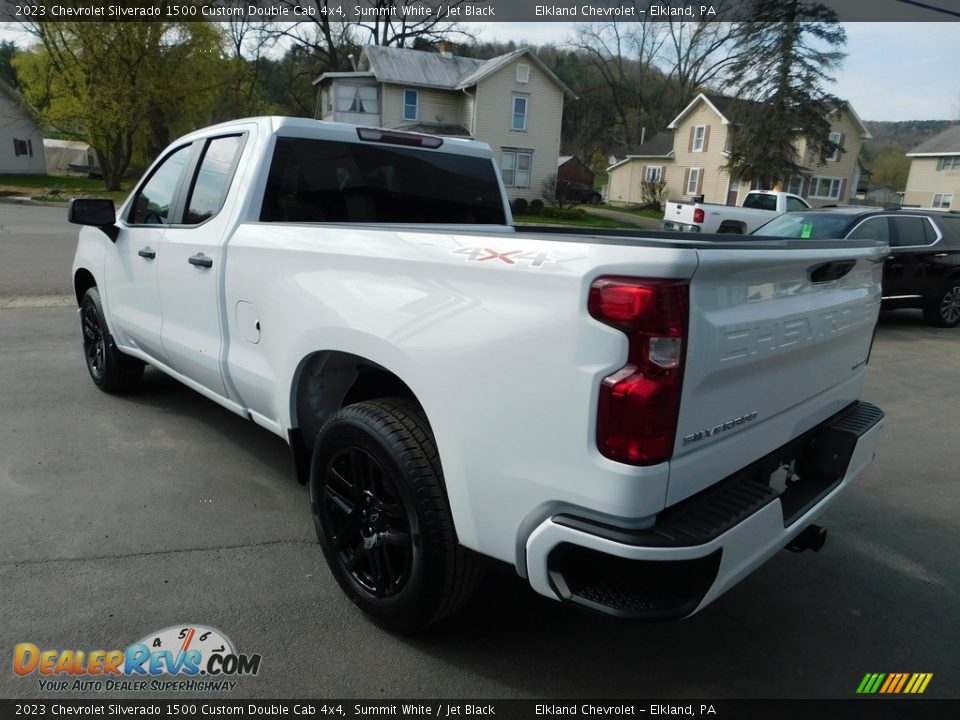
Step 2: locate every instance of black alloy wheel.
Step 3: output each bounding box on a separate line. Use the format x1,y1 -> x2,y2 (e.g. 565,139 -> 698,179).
320,446 -> 412,599
81,302 -> 106,382
79,287 -> 145,392
310,398 -> 482,632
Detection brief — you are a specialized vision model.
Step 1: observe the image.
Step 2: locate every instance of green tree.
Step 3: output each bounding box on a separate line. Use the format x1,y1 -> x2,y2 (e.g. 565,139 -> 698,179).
722,0 -> 847,188
870,145 -> 911,191
14,21 -> 228,189
0,40 -> 18,88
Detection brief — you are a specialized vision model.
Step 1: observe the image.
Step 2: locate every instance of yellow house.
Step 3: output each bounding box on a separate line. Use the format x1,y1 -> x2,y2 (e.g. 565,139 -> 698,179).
606,92 -> 871,208
314,46 -> 575,203
903,125 -> 960,209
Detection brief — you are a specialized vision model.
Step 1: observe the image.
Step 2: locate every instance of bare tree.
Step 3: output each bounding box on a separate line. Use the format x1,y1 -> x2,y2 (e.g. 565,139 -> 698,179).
571,19 -> 669,150
659,16 -> 744,112
272,0 -> 477,75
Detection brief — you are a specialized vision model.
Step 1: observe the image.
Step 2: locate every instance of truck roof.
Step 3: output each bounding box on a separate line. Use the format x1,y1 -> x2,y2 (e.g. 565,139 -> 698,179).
175,116 -> 495,160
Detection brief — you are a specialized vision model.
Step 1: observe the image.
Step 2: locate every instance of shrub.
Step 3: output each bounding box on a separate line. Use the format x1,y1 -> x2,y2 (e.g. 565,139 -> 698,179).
529,199 -> 544,215
640,179 -> 668,209
512,197 -> 528,214
542,206 -> 586,220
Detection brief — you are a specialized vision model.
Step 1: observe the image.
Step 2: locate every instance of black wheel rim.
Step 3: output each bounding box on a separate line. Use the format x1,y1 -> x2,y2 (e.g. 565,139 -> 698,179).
81,304 -> 105,381
940,286 -> 960,325
320,447 -> 413,598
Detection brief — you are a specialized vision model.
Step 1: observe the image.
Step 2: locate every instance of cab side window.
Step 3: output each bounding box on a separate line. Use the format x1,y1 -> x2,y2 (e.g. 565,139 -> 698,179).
786,197 -> 807,212
890,216 -> 937,247
184,135 -> 244,225
128,145 -> 192,225
847,217 -> 890,244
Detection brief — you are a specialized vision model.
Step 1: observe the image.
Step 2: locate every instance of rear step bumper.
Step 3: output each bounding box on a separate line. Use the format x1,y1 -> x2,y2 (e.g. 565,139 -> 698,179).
524,401 -> 884,620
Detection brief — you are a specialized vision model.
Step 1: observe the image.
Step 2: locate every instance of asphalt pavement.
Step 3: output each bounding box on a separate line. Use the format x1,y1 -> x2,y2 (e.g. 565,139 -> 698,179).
1,203 -> 957,700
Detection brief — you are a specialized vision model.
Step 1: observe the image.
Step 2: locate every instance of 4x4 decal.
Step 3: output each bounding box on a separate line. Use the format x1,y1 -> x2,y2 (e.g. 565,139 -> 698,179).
452,247 -> 556,267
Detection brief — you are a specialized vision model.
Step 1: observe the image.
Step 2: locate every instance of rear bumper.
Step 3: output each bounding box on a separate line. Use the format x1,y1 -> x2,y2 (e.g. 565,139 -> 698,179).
661,220 -> 700,232
523,401 -> 884,619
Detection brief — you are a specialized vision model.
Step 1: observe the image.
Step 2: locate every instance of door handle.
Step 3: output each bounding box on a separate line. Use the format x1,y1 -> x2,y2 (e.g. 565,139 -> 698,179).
934,253 -> 948,258
188,253 -> 213,269
138,247 -> 156,259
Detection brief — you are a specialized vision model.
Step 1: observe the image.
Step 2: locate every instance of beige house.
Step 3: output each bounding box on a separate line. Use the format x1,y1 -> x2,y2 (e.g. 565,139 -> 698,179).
0,78 -> 46,175
903,125 -> 960,209
314,45 -> 575,202
606,93 -> 870,208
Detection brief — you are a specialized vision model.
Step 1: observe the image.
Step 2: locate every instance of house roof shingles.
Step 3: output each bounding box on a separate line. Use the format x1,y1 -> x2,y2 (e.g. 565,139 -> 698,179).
626,132 -> 675,158
350,45 -> 575,99
360,46 -> 486,90
907,125 -> 960,156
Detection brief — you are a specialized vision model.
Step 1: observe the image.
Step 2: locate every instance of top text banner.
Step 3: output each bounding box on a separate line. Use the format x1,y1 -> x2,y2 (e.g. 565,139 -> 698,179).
1,0 -> 958,23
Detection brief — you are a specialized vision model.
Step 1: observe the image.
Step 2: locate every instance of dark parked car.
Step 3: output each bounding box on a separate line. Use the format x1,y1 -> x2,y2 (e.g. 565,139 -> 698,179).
753,207 -> 960,327
556,180 -> 602,204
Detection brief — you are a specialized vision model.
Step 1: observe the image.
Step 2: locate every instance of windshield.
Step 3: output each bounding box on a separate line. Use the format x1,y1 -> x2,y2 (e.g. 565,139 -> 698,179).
752,212 -> 854,239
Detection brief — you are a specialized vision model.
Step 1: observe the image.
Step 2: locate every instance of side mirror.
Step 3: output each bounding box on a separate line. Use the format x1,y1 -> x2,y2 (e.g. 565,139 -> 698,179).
68,199 -> 118,242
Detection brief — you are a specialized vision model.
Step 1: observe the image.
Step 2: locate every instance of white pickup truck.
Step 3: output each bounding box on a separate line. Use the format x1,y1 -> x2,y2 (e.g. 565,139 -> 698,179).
71,117 -> 885,631
663,190 -> 812,234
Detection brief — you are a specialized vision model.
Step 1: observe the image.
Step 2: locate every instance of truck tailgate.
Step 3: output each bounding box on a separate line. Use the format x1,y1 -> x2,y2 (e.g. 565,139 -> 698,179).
664,200 -> 695,229
668,242 -> 885,504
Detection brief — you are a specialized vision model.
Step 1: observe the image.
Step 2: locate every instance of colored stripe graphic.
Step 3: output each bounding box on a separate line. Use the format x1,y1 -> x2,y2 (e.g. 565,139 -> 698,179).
857,673 -> 932,694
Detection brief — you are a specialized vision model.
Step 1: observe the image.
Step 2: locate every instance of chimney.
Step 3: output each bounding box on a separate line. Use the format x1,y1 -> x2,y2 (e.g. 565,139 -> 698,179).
438,42 -> 453,59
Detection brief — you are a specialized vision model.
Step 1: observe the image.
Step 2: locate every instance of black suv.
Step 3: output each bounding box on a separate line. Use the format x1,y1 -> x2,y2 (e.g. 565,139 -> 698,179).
753,207 -> 960,327
556,180 -> 602,205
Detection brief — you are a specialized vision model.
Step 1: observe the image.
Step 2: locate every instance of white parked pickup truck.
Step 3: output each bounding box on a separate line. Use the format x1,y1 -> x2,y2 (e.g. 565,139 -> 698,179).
663,190 -> 812,234
71,117 -> 885,631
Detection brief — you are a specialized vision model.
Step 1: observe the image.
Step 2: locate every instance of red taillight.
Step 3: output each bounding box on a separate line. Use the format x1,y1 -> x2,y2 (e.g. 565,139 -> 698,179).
693,208 -> 705,224
588,277 -> 689,465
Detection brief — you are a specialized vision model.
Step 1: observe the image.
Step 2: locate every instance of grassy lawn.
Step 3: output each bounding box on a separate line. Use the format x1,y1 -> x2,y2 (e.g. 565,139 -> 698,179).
0,174 -> 130,203
598,204 -> 664,220
514,213 -> 641,229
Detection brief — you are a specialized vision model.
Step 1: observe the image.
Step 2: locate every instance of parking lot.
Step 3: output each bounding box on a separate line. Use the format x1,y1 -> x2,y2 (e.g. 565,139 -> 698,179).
1,203 -> 957,699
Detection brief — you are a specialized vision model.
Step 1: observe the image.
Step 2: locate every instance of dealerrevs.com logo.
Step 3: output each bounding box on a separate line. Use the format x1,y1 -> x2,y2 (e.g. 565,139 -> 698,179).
13,624 -> 261,693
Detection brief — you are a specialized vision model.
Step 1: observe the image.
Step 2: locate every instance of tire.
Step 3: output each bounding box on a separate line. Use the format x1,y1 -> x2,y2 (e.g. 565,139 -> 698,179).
79,287 -> 144,392
923,280 -> 960,327
309,398 -> 482,632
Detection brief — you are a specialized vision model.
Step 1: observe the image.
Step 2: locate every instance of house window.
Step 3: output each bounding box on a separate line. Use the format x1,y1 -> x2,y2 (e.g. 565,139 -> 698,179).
516,64 -> 530,83
512,96 -> 528,131
403,89 -> 419,121
501,149 -> 532,188
13,138 -> 33,157
644,166 -> 662,182
687,167 -> 701,194
827,131 -> 842,161
692,125 -> 706,152
936,157 -> 960,171
786,175 -> 804,195
810,176 -> 842,199
933,193 -> 953,209
337,84 -> 378,114
723,133 -> 732,154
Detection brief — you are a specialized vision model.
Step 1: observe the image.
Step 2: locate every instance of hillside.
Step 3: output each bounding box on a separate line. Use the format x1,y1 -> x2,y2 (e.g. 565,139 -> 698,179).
863,119 -> 957,156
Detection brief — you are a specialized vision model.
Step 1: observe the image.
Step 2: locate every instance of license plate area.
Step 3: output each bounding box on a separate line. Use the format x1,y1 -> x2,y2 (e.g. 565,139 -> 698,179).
553,403 -> 883,548
743,401 -> 884,526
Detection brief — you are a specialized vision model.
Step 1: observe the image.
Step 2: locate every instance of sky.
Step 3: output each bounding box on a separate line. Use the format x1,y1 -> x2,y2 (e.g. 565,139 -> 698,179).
1,20 -> 957,122
478,21 -> 960,122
